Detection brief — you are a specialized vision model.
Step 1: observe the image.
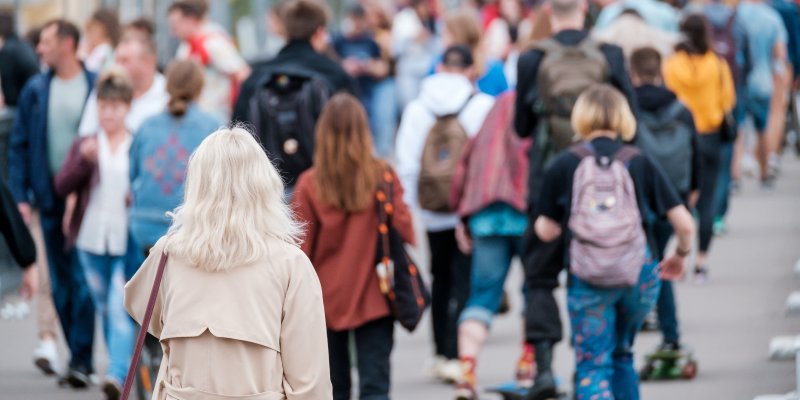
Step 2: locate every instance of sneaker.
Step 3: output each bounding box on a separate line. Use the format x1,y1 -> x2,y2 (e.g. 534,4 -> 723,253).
693,266 -> 709,284
102,377 -> 122,400
439,359 -> 464,383
453,381 -> 478,400
657,341 -> 681,353
729,181 -> 740,196
713,216 -> 727,236
424,355 -> 447,379
515,344 -> 536,388
64,364 -> 92,389
760,177 -> 775,192
769,153 -> 782,177
32,340 -> 60,376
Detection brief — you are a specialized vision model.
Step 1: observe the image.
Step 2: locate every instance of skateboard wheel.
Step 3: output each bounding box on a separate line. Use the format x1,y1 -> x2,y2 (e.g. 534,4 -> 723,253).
681,361 -> 698,379
639,364 -> 654,381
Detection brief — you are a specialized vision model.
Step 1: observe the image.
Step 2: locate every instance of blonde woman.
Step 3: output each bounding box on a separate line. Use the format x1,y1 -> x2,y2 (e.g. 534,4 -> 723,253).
533,85 -> 695,400
124,127 -> 332,400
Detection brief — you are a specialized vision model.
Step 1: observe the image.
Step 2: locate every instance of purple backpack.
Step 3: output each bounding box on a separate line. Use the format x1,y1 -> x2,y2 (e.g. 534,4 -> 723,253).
568,144 -> 646,287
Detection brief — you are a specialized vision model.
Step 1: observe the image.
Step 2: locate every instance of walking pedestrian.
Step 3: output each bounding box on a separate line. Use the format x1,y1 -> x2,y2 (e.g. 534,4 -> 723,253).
449,91 -> 532,400
128,60 -> 219,254
9,19 -> 97,388
0,12 -> 40,109
396,45 -> 495,383
631,46 -> 701,359
292,93 -> 414,400
168,0 -> 251,121
125,126 -> 331,400
533,84 -> 696,400
54,69 -> 135,400
81,8 -> 120,73
514,0 -> 638,397
663,14 -> 736,283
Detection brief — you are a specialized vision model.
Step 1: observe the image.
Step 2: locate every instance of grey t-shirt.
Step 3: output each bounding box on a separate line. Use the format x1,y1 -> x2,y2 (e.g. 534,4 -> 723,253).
47,73 -> 88,176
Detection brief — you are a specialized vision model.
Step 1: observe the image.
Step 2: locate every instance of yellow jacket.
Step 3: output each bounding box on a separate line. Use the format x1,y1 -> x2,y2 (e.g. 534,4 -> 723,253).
663,51 -> 736,134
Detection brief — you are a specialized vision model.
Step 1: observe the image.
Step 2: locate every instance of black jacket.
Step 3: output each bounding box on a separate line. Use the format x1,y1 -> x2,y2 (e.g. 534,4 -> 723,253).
0,35 -> 39,107
0,176 -> 35,268
232,40 -> 356,122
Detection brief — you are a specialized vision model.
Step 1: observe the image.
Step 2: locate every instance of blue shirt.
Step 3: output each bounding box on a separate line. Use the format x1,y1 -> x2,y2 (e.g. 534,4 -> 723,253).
594,0 -> 679,32
333,34 -> 381,101
468,202 -> 528,238
428,56 -> 508,97
737,2 -> 789,100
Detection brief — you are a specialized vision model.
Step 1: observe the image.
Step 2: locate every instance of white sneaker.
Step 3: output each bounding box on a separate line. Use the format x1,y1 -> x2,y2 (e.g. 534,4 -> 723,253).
31,340 -> 60,376
439,359 -> 463,383
424,355 -> 447,379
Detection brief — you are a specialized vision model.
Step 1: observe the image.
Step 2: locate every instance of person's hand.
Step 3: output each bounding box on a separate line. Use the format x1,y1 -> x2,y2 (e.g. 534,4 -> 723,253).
455,223 -> 473,255
688,190 -> 699,210
658,251 -> 687,281
18,265 -> 38,300
17,202 -> 30,225
79,137 -> 98,163
341,58 -> 364,77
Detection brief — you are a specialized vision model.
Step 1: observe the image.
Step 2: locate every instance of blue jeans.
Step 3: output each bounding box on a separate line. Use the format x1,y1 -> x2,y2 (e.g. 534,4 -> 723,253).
40,206 -> 95,370
569,252 -> 660,400
714,141 -> 734,219
369,78 -> 398,158
459,235 -> 523,327
77,250 -> 135,382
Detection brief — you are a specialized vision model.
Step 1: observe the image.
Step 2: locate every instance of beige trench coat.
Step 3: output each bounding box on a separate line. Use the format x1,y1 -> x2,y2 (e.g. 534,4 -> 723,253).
124,236 -> 332,400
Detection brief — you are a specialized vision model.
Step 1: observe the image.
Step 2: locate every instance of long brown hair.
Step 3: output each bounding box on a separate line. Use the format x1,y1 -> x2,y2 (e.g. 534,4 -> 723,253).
164,60 -> 204,117
312,94 -> 382,212
444,10 -> 485,77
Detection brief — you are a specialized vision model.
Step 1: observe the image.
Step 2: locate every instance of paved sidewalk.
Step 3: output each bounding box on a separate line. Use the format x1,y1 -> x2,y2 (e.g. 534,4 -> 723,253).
2,157 -> 800,400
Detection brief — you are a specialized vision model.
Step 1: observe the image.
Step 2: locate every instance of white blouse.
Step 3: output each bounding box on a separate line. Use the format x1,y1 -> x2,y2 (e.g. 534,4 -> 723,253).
76,131 -> 132,256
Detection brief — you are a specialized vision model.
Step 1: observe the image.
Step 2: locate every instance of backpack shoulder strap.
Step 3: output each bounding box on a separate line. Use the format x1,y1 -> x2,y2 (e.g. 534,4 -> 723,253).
568,142 -> 594,159
436,94 -> 475,119
533,38 -> 563,55
724,12 -> 736,32
665,99 -> 687,119
614,145 -> 640,164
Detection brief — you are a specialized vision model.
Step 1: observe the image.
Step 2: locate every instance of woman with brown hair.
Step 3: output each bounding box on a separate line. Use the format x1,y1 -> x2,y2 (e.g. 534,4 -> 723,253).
441,9 -> 508,96
82,8 -> 121,73
292,93 -> 415,400
128,60 -> 221,256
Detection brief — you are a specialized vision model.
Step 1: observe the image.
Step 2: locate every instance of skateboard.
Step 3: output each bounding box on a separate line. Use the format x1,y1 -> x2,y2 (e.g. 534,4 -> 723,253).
639,347 -> 698,381
486,378 -> 567,400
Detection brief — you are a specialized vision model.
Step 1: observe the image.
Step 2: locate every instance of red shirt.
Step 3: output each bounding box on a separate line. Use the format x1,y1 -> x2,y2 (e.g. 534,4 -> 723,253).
292,167 -> 415,331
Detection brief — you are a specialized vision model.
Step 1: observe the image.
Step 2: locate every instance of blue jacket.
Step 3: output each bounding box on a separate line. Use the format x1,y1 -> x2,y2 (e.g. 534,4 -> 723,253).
128,104 -> 221,248
9,68 -> 95,212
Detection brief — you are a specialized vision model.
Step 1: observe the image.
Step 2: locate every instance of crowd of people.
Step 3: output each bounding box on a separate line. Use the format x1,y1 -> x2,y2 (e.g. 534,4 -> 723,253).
0,0 -> 798,400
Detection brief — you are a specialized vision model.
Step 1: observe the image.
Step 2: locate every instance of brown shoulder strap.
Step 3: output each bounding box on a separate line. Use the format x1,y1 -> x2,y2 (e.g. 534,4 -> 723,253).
120,250 -> 168,400
614,145 -> 640,164
533,37 -> 563,54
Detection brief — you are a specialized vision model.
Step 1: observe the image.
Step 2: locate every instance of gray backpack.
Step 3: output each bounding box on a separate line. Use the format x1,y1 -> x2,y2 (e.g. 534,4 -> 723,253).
568,144 -> 646,287
637,101 -> 693,194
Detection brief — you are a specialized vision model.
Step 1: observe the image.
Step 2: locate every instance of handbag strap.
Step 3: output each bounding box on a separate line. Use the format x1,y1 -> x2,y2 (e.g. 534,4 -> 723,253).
377,166 -> 394,271
120,250 -> 169,400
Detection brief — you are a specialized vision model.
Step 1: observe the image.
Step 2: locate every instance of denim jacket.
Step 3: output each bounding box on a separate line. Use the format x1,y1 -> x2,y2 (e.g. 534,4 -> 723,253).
9,68 -> 96,212
128,104 -> 221,249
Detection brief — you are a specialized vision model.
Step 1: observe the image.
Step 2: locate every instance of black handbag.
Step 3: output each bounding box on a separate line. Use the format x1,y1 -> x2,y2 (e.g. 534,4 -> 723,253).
374,168 -> 430,332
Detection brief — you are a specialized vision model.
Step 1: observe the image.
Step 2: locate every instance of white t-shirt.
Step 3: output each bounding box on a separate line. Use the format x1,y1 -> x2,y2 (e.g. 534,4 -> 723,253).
76,131 -> 132,256
79,73 -> 169,137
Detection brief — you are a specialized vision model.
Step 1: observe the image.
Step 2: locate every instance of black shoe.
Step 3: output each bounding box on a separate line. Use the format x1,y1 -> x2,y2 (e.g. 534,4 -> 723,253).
525,371 -> 557,400
525,342 -> 558,400
657,342 -> 681,352
102,378 -> 122,400
64,364 -> 91,389
497,290 -> 511,315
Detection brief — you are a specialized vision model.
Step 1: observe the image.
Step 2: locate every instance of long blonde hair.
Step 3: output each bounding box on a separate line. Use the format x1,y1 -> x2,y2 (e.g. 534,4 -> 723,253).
166,127 -> 304,271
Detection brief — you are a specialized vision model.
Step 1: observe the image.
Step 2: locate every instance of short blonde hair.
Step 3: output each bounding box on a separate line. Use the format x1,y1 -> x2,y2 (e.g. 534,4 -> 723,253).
571,84 -> 637,142
166,126 -> 304,272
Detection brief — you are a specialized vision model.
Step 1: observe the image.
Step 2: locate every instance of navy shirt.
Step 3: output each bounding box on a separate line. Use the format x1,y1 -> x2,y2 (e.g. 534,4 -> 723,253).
333,34 -> 381,100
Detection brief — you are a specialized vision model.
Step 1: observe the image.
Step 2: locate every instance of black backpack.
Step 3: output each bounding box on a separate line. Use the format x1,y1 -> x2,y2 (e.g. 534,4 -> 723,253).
248,68 -> 331,186
637,100 -> 694,195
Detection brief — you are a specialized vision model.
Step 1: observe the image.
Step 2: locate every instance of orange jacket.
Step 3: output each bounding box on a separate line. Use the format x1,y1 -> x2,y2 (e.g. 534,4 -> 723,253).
664,51 -> 736,134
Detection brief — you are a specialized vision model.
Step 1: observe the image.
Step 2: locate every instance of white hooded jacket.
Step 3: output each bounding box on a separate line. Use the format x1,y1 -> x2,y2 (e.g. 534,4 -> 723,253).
396,72 -> 495,231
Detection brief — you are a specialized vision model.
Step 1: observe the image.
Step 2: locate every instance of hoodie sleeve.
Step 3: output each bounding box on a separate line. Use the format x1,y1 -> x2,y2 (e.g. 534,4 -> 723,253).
719,59 -> 736,113
395,101 -> 435,210
680,108 -> 702,193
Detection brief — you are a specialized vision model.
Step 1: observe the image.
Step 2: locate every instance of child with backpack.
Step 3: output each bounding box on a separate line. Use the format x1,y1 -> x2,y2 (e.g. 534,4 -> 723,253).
533,84 -> 696,400
448,91 -> 532,400
631,46 -> 701,371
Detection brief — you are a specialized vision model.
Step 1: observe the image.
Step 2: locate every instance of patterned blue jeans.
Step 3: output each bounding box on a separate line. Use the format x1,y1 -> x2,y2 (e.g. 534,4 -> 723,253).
568,249 -> 660,400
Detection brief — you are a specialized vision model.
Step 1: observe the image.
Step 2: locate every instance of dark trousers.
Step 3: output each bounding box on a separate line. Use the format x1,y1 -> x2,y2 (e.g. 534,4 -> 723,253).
427,229 -> 471,360
40,204 -> 95,370
714,141 -> 734,219
328,316 -> 394,400
696,132 -> 722,252
653,219 -> 680,344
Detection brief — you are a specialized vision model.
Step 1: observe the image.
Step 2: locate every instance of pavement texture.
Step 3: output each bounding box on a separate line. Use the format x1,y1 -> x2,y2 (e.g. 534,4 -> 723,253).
2,156 -> 800,400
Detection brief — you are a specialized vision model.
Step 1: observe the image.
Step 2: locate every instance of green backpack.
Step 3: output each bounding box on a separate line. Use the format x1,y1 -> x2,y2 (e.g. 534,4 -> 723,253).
533,38 -> 609,167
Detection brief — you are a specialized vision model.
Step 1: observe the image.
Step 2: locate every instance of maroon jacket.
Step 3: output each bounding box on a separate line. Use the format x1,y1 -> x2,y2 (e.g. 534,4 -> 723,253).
54,136 -> 98,249
450,91 -> 531,218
